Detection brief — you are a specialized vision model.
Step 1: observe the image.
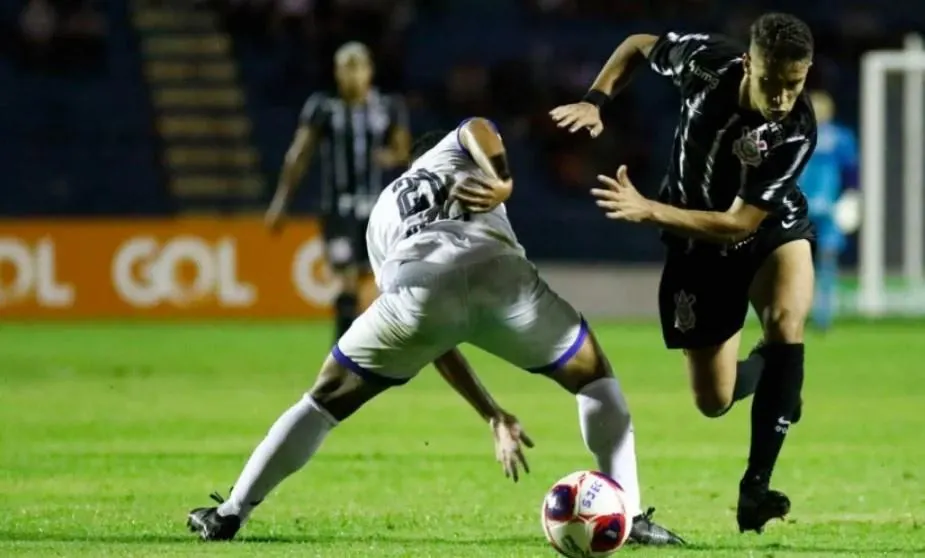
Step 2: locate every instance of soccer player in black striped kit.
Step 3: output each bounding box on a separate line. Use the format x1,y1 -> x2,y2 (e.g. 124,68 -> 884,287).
551,13 -> 817,534
267,42 -> 410,340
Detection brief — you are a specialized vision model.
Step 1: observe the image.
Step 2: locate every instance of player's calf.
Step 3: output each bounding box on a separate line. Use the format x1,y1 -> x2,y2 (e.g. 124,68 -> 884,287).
187,356 -> 390,541
543,329 -> 684,546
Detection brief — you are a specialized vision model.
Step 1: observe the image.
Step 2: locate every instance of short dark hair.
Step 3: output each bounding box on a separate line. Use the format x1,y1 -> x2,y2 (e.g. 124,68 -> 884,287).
410,130 -> 449,161
750,12 -> 814,62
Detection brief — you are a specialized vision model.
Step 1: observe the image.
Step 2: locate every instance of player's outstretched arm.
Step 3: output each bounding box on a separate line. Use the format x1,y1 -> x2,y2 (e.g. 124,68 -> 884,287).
549,34 -> 657,136
266,94 -> 325,231
587,34 -> 659,99
266,125 -> 317,230
433,348 -> 534,482
592,165 -> 768,243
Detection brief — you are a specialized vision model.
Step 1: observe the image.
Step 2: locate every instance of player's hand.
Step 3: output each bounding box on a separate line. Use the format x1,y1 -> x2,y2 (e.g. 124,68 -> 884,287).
265,195 -> 287,233
490,410 -> 534,483
452,176 -> 512,213
591,165 -> 653,223
549,102 -> 604,137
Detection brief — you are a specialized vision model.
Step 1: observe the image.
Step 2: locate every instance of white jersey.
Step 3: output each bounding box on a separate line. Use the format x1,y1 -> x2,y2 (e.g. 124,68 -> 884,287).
366,126 -> 525,288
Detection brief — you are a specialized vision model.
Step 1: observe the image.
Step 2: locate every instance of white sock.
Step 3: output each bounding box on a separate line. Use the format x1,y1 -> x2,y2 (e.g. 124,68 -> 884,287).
217,394 -> 338,520
576,377 -> 642,517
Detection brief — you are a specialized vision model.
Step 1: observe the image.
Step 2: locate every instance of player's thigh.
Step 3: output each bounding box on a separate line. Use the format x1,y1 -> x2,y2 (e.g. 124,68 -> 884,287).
466,257 -> 602,393
658,249 -> 748,412
749,238 -> 815,344
334,282 -> 465,390
658,249 -> 750,350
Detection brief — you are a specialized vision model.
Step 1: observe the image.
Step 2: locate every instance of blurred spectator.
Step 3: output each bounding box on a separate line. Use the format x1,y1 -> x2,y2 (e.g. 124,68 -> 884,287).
14,0 -> 106,75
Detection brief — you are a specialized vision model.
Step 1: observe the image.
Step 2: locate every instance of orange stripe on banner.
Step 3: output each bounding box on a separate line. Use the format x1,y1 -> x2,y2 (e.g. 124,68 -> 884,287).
0,218 -> 339,319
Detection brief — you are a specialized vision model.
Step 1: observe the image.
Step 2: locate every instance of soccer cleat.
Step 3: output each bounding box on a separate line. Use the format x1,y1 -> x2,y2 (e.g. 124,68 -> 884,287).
187,492 -> 242,541
626,507 -> 686,546
737,487 -> 791,534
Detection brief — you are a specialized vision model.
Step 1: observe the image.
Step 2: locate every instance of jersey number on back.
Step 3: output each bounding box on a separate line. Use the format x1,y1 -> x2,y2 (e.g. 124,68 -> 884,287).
393,168 -> 463,236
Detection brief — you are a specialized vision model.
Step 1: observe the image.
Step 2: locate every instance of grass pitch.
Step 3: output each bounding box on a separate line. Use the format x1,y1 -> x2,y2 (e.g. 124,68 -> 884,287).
1,321 -> 923,557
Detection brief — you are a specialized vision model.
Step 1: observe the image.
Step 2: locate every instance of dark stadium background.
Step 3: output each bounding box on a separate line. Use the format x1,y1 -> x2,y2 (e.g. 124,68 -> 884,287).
2,0 -> 910,264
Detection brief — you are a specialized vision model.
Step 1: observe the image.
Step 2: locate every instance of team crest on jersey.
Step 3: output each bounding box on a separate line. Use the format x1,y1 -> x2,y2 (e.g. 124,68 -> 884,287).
732,126 -> 768,167
674,291 -> 697,333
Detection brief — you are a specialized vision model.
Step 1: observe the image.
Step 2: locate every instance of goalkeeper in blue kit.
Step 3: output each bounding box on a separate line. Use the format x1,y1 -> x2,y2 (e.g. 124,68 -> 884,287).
800,90 -> 859,331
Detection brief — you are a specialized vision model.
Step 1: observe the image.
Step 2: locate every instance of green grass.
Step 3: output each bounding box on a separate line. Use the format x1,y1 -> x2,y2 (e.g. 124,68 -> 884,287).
1,321 -> 923,557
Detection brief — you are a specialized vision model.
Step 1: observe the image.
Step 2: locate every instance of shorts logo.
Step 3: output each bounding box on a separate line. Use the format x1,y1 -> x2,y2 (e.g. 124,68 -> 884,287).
732,126 -> 768,167
673,290 -> 697,332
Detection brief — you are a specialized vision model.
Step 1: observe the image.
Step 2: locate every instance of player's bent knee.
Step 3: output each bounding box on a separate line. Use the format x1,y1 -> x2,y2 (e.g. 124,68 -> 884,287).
684,344 -> 738,417
308,354 -> 390,422
761,307 -> 806,344
693,390 -> 733,418
544,331 -> 612,394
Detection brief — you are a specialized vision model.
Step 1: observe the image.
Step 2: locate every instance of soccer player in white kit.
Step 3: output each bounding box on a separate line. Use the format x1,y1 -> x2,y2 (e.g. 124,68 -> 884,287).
187,117 -> 684,546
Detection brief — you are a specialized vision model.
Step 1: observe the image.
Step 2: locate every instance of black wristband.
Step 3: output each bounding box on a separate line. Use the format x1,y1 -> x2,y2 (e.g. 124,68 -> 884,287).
581,89 -> 610,108
488,154 -> 512,181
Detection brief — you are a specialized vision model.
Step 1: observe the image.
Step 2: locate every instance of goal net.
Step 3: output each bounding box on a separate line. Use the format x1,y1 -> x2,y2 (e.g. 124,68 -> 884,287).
855,36 -> 925,317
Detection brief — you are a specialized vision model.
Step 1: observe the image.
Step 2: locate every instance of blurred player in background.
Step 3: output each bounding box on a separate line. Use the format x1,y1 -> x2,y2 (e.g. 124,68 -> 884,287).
189,118 -> 684,546
552,13 -> 816,534
266,41 -> 410,343
800,90 -> 859,332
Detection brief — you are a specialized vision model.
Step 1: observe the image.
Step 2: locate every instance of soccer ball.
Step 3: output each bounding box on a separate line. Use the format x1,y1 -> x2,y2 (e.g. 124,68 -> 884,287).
540,471 -> 632,557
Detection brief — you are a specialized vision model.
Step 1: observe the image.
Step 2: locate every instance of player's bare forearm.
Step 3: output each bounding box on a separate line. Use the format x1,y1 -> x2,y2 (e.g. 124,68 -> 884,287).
433,348 -> 501,422
646,201 -> 762,243
589,34 -> 658,97
459,118 -> 511,182
272,127 -> 316,205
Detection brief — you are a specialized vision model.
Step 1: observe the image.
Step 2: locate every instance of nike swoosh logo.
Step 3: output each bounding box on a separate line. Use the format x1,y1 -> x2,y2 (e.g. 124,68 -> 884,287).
781,220 -> 797,229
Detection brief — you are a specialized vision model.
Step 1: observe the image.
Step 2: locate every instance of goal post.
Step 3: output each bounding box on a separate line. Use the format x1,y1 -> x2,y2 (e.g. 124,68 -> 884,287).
858,35 -> 925,316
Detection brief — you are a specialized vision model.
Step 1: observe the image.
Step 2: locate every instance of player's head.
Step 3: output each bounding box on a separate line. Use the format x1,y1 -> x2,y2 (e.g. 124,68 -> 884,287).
334,42 -> 373,98
745,12 -> 814,121
410,130 -> 448,163
809,89 -> 835,123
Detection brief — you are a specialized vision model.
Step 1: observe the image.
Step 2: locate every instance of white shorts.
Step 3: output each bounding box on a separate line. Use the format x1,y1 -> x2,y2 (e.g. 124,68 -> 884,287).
332,254 -> 588,386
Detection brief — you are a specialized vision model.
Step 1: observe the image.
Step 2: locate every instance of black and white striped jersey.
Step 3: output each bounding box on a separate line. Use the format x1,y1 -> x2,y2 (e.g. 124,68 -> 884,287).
648,32 -> 817,236
299,89 -> 409,219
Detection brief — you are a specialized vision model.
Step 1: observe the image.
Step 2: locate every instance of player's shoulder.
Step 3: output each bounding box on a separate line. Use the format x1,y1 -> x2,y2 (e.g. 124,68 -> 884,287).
305,90 -> 336,103
302,91 -> 336,113
665,31 -> 745,64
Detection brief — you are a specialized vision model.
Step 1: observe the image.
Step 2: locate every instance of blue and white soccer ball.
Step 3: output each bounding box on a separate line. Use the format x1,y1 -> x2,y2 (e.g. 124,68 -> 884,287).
540,470 -> 632,557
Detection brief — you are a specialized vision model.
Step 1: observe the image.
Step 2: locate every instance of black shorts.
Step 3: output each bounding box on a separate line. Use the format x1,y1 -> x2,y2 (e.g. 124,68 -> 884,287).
322,215 -> 369,271
658,221 -> 815,350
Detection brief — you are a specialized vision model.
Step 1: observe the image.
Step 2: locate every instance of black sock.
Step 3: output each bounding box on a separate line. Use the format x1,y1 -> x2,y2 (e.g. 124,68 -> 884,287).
742,342 -> 804,491
334,292 -> 358,341
733,349 -> 765,402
